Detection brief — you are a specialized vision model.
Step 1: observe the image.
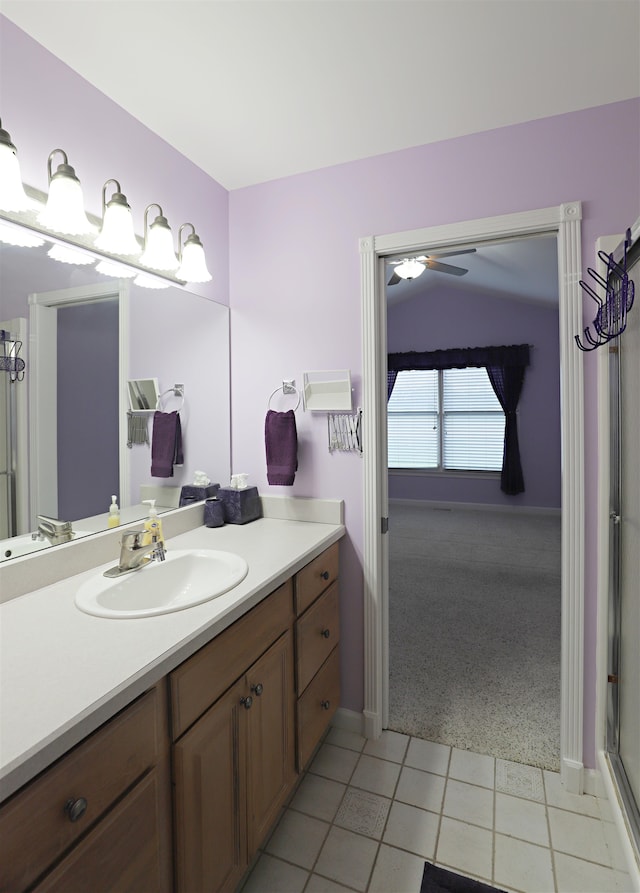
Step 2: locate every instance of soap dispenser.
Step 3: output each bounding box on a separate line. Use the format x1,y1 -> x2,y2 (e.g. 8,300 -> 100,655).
142,499 -> 164,548
108,495 -> 120,528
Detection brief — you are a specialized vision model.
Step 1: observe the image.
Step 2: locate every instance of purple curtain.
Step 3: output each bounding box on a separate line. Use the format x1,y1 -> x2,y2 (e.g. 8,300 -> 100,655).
387,344 -> 530,495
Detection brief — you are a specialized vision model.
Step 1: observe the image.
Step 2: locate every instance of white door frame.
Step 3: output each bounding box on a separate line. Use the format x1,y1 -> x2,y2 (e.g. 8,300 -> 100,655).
360,201 -> 586,793
29,280 -> 130,526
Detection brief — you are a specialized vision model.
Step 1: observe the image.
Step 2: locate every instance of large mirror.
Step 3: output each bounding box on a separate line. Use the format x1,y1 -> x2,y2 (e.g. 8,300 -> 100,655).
0,239 -> 231,559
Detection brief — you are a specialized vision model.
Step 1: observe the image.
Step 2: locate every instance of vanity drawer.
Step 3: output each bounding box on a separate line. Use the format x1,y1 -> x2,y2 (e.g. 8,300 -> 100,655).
170,579 -> 293,740
296,581 -> 340,695
294,542 -> 339,616
0,685 -> 164,893
297,647 -> 340,770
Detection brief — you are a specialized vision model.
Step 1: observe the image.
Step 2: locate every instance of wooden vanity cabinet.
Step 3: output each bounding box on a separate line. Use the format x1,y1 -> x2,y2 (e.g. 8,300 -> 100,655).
0,683 -> 172,893
294,542 -> 341,769
170,581 -> 296,893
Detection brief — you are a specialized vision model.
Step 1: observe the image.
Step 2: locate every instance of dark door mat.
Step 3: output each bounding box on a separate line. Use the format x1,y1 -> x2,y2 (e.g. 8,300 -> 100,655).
421,862 -> 506,893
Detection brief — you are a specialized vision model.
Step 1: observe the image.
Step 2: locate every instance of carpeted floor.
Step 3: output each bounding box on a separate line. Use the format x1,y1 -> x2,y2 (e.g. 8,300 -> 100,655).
387,502 -> 561,771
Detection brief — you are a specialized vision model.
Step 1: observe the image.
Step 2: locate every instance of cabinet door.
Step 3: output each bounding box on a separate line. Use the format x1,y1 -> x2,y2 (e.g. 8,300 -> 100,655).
245,630 -> 296,854
173,678 -> 247,893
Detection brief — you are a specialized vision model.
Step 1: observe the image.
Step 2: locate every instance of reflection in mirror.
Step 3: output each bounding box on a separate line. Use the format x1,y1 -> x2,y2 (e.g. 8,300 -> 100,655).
0,240 -> 230,559
128,378 -> 159,412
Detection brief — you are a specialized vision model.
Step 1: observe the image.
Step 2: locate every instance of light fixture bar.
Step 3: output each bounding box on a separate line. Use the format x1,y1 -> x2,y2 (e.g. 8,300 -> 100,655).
0,183 -> 187,286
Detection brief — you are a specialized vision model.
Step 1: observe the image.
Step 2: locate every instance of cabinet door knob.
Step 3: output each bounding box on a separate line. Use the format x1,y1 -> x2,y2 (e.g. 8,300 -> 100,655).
64,797 -> 88,822
320,570 -> 330,581
240,695 -> 253,710
321,628 -> 331,639
321,700 -> 331,710
251,683 -> 264,696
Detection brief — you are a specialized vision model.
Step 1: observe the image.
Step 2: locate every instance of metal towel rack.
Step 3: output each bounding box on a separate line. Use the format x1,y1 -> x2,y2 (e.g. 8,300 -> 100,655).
267,380 -> 301,412
576,229 -> 635,351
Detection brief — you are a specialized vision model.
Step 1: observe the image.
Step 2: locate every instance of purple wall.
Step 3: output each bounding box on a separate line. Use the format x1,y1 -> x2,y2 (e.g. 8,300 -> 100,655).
387,286 -> 561,509
230,98 -> 640,767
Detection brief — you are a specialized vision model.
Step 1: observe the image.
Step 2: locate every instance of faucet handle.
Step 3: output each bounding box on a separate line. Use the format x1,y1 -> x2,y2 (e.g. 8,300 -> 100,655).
121,530 -> 144,549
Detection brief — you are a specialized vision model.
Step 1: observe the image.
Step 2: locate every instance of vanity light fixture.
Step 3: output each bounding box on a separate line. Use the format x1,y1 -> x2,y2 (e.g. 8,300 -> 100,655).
139,204 -> 179,272
133,272 -> 171,289
38,149 -> 96,236
95,179 -> 141,256
177,223 -> 212,283
395,258 -> 426,280
96,259 -> 137,279
0,119 -> 34,212
0,219 -> 44,248
48,243 -> 96,266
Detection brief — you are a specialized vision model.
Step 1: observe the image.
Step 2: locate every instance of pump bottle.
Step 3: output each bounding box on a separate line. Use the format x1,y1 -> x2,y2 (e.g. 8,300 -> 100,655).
142,499 -> 164,548
108,495 -> 120,528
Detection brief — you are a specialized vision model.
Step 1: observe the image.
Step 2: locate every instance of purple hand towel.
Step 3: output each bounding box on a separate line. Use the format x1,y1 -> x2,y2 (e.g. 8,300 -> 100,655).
151,411 -> 184,478
265,409 -> 298,485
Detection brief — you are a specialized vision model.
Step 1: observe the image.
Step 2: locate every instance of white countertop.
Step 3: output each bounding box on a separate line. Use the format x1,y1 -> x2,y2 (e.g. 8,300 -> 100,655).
0,515 -> 344,801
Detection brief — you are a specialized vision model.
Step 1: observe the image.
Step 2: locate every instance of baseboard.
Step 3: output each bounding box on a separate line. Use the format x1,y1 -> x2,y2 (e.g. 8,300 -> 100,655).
598,750 -> 640,890
388,498 -> 561,517
583,767 -> 606,799
331,707 -> 365,737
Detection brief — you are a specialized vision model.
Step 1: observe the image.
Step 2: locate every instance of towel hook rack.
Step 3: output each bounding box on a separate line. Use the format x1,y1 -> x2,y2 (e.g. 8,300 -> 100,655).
267,380 -> 301,412
157,383 -> 185,412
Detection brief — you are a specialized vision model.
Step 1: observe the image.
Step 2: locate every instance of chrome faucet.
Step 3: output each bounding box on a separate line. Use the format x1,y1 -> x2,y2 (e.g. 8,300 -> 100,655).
103,529 -> 166,578
33,515 -> 74,545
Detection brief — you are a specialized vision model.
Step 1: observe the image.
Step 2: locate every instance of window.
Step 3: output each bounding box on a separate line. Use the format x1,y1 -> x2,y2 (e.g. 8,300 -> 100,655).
388,367 -> 505,471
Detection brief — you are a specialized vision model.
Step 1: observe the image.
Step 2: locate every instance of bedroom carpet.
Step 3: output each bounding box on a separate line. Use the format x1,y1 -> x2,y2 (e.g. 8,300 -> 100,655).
387,502 -> 561,771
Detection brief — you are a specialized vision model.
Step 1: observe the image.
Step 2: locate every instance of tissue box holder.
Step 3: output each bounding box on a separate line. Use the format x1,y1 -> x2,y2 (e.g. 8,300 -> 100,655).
218,486 -> 262,524
179,483 -> 220,506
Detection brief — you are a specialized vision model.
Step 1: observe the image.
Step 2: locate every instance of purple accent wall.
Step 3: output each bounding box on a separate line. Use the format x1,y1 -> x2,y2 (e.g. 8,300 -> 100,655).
387,286 -> 561,509
57,301 -> 119,519
230,98 -> 640,767
4,15 -> 639,770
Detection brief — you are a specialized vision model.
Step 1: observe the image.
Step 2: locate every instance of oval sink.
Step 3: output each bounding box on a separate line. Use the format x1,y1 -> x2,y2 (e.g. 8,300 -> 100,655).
75,549 -> 248,619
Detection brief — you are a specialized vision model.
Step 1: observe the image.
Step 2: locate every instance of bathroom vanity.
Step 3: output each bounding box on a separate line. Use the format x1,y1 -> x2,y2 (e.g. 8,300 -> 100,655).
0,506 -> 344,893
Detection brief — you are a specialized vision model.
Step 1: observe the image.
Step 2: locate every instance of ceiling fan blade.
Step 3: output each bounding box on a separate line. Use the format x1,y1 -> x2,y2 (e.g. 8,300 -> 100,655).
426,260 -> 469,276
427,248 -> 477,260
387,271 -> 401,286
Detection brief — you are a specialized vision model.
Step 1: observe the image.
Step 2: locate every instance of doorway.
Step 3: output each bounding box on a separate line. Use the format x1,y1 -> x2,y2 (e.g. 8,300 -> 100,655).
384,235 -> 562,770
360,202 -> 587,793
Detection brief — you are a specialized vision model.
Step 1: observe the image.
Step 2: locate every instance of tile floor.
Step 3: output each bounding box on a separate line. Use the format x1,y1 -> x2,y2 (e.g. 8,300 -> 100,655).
239,729 -> 634,893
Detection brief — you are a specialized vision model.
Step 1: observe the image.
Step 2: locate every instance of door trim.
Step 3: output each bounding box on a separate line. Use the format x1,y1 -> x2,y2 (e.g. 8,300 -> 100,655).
360,201 -> 585,792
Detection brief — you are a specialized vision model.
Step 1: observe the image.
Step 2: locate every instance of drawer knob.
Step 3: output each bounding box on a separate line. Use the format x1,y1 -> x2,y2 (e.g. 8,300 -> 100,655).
64,797 -> 88,823
320,571 -> 330,581
251,683 -> 264,696
321,700 -> 331,711
240,695 -> 253,710
321,628 -> 331,639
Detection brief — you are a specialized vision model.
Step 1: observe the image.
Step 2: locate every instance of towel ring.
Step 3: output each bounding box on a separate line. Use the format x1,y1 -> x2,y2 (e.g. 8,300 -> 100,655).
157,385 -> 185,412
267,385 -> 301,412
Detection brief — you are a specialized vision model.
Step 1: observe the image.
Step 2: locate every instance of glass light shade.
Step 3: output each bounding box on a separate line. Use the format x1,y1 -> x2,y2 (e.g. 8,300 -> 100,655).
96,259 -> 137,278
133,272 -> 171,289
38,172 -> 95,235
395,259 -> 426,280
48,243 -> 96,266
140,218 -> 178,271
0,142 -> 33,212
178,235 -> 212,282
0,221 -> 44,247
95,201 -> 140,255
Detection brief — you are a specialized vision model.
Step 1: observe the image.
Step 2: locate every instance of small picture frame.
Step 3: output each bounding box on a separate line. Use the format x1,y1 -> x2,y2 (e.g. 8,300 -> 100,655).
127,378 -> 160,412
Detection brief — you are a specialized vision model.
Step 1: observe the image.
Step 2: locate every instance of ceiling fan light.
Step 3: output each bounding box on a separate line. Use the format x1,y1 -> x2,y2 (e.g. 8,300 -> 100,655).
178,232 -> 212,283
395,259 -> 425,280
95,188 -> 140,256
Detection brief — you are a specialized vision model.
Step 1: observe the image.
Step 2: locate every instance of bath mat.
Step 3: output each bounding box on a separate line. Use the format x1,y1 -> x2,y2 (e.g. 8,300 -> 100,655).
420,862 -> 505,893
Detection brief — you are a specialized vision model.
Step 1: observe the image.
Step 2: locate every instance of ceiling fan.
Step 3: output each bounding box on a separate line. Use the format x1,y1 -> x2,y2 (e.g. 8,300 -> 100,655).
387,248 -> 477,286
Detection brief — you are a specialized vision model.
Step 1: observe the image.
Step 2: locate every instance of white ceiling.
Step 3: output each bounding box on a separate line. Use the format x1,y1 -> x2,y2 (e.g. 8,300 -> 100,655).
2,0 -> 639,190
